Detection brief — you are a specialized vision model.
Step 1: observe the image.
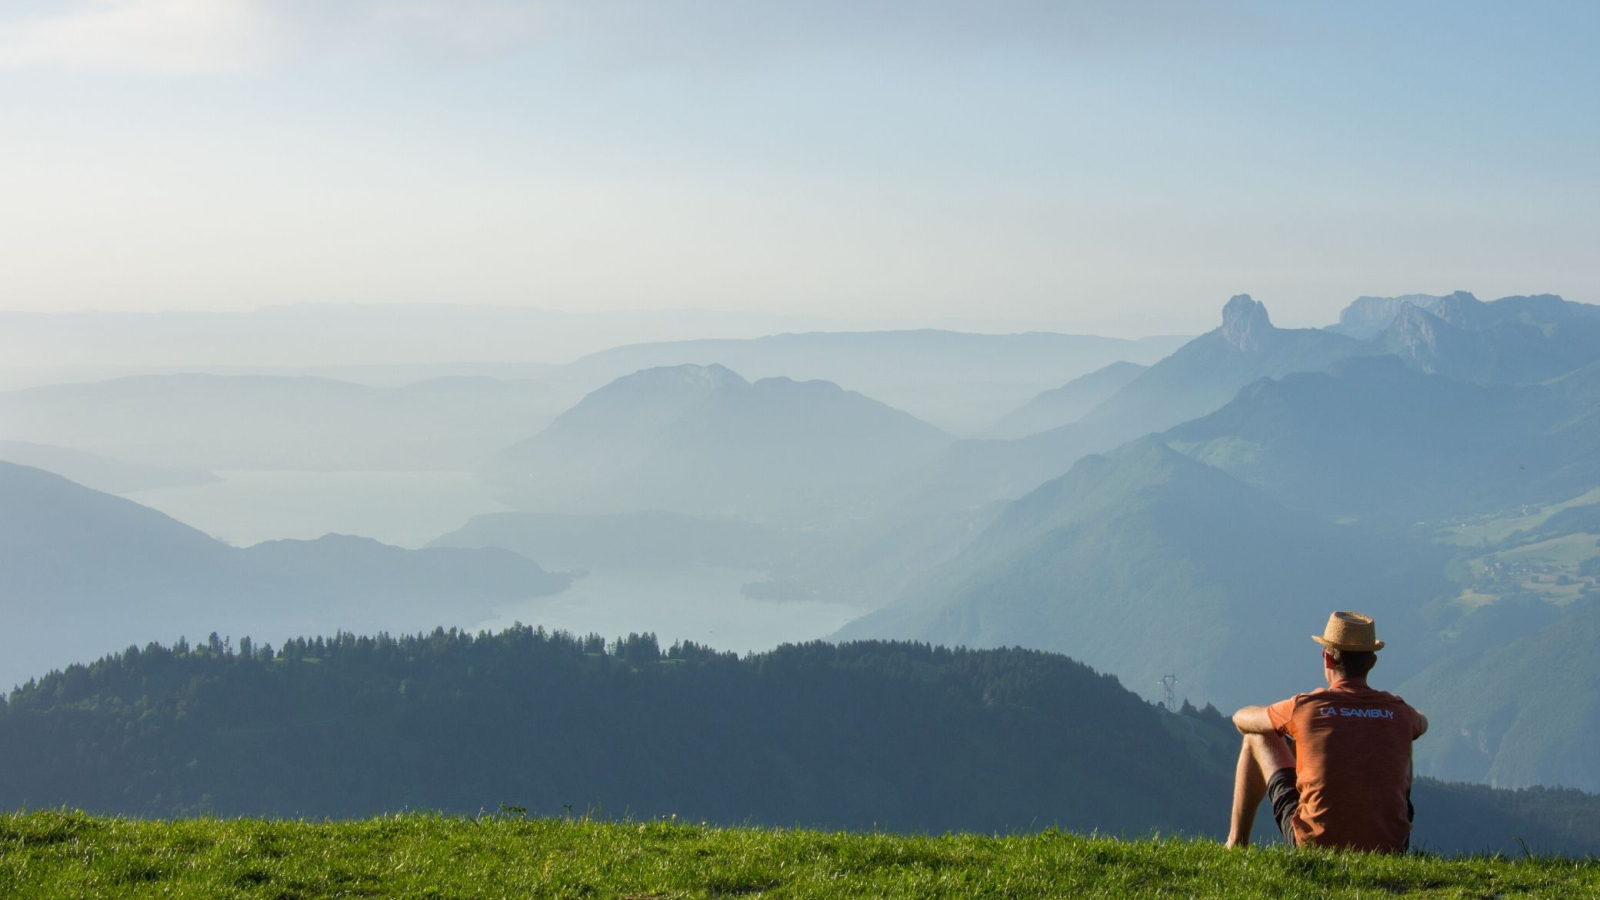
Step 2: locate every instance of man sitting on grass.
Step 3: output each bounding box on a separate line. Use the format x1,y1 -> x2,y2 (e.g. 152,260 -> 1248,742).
1225,611 -> 1428,852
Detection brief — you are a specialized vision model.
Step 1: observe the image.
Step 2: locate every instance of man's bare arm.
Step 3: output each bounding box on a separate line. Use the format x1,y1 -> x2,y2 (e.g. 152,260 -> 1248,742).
1232,705 -> 1275,735
1415,711 -> 1429,737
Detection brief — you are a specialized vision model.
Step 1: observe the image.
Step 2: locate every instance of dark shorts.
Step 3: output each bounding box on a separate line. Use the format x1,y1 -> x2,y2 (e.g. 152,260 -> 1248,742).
1265,767 -> 1416,850
1266,767 -> 1300,845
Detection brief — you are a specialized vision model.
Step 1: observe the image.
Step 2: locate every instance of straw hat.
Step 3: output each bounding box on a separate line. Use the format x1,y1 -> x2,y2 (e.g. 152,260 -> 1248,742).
1312,611 -> 1385,652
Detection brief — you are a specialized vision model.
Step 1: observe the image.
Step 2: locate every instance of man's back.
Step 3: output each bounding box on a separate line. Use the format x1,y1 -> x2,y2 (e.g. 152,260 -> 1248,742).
1268,681 -> 1424,852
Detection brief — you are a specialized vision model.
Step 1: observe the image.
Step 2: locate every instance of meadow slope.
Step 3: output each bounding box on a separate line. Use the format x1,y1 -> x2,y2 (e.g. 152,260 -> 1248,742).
2,811 -> 1596,900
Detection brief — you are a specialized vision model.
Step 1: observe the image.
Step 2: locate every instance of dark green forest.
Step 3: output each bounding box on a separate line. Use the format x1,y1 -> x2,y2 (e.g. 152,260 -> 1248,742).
2,630 -> 1598,856
0,630 -> 1216,835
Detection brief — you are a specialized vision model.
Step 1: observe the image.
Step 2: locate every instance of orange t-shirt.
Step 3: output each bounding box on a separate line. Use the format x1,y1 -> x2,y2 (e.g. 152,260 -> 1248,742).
1266,680 -> 1425,852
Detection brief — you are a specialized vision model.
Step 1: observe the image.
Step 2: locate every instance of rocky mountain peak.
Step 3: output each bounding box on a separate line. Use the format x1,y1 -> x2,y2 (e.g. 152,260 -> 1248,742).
1427,291 -> 1482,328
1219,294 -> 1274,351
1386,304 -> 1447,372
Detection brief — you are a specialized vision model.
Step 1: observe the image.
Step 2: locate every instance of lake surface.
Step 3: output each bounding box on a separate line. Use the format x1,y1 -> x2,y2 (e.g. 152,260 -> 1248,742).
127,470 -> 510,548
478,566 -> 865,655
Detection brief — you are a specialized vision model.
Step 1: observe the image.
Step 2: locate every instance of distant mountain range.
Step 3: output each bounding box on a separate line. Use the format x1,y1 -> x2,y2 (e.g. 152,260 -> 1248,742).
0,305 -> 888,373
561,331 -> 1188,434
0,328 -> 1188,473
486,364 -> 953,520
1077,295 -> 1371,441
942,290 -> 1600,519
0,463 -> 568,689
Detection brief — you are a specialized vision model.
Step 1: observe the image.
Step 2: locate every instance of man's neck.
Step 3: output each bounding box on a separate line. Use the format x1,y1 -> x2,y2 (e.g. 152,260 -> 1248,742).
1327,676 -> 1369,691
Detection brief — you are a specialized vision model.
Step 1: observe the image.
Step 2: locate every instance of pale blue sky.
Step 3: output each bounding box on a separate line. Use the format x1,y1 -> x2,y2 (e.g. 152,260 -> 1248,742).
1,1 -> 1596,331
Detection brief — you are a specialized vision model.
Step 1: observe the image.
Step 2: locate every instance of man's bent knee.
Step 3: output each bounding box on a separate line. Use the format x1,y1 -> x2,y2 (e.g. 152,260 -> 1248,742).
1243,731 -> 1296,773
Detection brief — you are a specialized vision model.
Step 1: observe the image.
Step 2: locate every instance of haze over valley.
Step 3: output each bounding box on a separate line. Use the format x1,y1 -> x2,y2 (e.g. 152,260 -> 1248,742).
7,288 -> 1600,853
7,290 -> 1600,805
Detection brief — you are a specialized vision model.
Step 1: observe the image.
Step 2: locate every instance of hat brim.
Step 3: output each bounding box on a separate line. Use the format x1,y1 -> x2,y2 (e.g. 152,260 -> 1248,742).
1313,635 -> 1385,652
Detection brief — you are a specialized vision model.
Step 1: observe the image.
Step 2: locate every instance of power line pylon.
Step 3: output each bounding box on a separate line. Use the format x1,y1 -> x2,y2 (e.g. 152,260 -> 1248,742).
1159,674 -> 1179,712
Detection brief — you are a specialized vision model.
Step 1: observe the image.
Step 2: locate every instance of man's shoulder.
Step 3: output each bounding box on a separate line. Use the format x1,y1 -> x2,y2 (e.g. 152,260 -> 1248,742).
1306,684 -> 1422,722
1306,681 -> 1406,699
1338,684 -> 1414,706
1282,687 -> 1334,706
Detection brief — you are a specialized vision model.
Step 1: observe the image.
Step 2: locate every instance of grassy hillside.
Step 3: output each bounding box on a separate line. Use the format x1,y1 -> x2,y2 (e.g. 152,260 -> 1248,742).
4,811 -> 1597,900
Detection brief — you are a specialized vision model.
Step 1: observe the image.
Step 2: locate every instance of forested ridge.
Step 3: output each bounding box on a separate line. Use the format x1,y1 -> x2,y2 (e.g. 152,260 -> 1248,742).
3,629 -> 1599,856
0,629 -> 1216,835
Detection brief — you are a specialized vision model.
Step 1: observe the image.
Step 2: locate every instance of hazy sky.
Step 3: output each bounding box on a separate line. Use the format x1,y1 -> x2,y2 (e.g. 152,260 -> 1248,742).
2,1 -> 1597,330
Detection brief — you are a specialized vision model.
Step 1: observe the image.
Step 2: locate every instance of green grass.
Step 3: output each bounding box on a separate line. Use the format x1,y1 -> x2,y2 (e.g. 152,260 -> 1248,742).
3,812 -> 1597,899
1436,487 -> 1600,547
1448,532 -> 1600,608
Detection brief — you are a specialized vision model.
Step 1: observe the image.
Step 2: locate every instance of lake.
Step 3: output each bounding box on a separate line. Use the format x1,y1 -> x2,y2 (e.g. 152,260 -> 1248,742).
477,566 -> 865,655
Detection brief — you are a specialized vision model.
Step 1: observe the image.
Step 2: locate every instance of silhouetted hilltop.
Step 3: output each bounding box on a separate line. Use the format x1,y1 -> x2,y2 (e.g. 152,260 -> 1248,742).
487,365 -> 952,519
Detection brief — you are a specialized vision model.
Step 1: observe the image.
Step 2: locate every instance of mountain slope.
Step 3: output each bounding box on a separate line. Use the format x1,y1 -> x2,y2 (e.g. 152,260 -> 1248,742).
978,361 -> 1148,439
1401,597 -> 1600,793
838,442 -> 1448,711
1160,355 -> 1587,522
488,365 -> 953,519
1080,296 -> 1367,440
895,422 -> 1127,514
486,364 -> 743,507
0,463 -> 568,689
